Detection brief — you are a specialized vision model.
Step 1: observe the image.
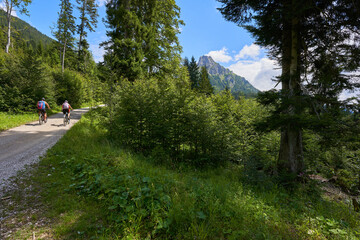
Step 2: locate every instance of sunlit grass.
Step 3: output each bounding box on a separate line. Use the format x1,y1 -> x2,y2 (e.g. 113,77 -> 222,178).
0,112 -> 38,131
0,106 -> 62,131
2,108 -> 360,239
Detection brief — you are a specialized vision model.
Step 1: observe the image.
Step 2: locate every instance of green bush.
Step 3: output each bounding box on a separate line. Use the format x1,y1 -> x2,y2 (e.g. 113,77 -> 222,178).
0,51 -> 56,112
109,76 -> 263,167
53,69 -> 85,108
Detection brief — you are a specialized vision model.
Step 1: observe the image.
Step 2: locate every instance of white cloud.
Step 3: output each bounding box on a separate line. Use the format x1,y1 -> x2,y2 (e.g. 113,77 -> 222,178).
228,58 -> 281,91
97,0 -> 108,7
206,47 -> 233,63
235,43 -> 261,60
0,2 -> 17,17
339,89 -> 360,100
90,44 -> 105,63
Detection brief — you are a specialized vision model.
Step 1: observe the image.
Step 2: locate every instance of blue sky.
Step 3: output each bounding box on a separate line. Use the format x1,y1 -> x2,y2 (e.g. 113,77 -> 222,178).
1,0 -> 285,91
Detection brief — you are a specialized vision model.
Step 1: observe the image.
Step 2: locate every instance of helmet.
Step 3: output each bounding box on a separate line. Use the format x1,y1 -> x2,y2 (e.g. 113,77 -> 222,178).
42,97 -> 45,101
65,100 -> 68,103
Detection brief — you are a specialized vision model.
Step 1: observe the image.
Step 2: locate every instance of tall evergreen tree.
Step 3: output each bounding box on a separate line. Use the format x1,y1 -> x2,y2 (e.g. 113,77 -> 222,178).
199,66 -> 213,95
188,56 -> 200,89
183,57 -> 189,69
102,0 -> 183,82
76,0 -> 98,56
53,0 -> 76,73
217,0 -> 360,176
3,0 -> 32,54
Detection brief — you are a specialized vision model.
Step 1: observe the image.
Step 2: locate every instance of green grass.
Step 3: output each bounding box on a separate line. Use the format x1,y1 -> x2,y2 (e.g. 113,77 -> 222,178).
0,112 -> 38,131
0,106 -> 61,131
2,108 -> 360,239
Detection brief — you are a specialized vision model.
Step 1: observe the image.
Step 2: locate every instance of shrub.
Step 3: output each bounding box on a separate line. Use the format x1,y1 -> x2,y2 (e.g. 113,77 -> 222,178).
53,69 -> 85,108
109,76 -> 263,167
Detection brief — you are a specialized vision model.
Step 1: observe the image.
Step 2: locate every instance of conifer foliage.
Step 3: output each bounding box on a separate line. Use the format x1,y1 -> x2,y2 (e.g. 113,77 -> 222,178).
102,0 -> 183,82
53,0 -> 76,73
217,0 -> 360,177
187,56 -> 200,89
199,66 -> 214,95
76,0 -> 98,59
183,57 -> 213,95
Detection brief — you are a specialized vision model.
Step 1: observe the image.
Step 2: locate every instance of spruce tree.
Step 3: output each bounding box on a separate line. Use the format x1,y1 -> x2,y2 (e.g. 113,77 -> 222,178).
199,66 -> 213,95
76,0 -> 98,57
188,56 -> 200,89
217,0 -> 360,176
102,0 -> 183,82
53,0 -> 76,73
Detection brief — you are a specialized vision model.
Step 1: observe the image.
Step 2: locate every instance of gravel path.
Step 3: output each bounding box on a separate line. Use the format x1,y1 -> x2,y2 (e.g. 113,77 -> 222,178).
0,108 -> 89,196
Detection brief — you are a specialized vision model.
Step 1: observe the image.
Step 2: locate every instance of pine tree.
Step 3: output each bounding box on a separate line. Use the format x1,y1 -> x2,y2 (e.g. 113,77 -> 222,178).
3,0 -> 32,54
183,57 -> 189,69
187,56 -> 200,89
199,66 -> 213,95
102,0 -> 183,82
76,0 -> 98,57
217,0 -> 360,176
53,0 -> 76,73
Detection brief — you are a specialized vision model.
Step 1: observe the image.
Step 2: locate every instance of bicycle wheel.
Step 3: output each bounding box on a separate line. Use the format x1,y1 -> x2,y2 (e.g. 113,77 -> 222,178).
39,114 -> 42,125
63,115 -> 67,126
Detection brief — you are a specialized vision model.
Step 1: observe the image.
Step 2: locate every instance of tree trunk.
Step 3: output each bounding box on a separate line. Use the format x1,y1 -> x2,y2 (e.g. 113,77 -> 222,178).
278,2 -> 304,176
62,39 -> 67,73
5,4 -> 12,54
78,0 -> 86,56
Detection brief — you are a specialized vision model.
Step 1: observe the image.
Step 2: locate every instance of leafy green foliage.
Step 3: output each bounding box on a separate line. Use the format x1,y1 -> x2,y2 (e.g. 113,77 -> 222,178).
0,6 -> 102,113
109,74 -> 264,166
53,69 -> 85,108
0,50 -> 55,112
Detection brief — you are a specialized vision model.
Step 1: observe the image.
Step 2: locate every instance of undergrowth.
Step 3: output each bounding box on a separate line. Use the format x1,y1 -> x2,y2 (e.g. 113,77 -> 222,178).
2,108 -> 359,239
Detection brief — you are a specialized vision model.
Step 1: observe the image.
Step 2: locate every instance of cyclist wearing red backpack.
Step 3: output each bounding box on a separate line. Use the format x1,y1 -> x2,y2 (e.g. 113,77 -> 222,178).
37,98 -> 51,122
62,100 -> 73,121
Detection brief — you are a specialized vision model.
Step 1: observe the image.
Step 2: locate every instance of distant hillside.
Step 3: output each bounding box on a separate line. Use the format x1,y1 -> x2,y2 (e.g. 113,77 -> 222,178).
0,9 -> 54,49
198,55 -> 259,98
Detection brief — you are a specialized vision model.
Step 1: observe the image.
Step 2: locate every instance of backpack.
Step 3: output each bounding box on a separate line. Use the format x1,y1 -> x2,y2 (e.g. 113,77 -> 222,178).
37,101 -> 45,110
62,102 -> 70,109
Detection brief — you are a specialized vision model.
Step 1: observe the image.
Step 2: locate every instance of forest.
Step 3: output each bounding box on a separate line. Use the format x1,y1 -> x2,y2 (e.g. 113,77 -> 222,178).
1,0 -> 360,239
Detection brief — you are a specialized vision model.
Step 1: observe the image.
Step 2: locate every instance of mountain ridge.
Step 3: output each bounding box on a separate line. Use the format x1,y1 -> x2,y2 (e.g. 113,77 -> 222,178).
198,55 -> 259,98
0,9 -> 54,49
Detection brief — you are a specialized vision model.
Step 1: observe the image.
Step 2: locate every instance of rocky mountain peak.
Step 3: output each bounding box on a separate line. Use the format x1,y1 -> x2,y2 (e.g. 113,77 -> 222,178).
196,55 -> 260,97
198,55 -> 231,75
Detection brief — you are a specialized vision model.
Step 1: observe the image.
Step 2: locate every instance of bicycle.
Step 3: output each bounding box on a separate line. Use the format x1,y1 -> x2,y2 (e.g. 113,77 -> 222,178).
39,111 -> 46,125
63,112 -> 70,126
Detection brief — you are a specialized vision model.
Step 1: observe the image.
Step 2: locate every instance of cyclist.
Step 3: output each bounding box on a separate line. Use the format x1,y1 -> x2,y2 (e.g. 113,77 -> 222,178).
62,100 -> 73,123
37,97 -> 51,122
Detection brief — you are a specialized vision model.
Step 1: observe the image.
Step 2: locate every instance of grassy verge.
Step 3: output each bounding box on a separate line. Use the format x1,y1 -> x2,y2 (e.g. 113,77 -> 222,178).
0,106 -> 63,131
0,112 -> 38,131
1,108 -> 359,239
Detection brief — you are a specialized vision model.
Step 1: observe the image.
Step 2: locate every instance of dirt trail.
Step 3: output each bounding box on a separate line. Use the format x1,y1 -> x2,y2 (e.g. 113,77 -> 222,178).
0,108 -> 88,194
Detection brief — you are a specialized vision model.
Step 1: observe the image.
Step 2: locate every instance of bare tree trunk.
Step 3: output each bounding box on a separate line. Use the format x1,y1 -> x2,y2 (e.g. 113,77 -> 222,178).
5,2 -> 12,54
278,1 -> 304,176
62,39 -> 67,73
78,0 -> 87,55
